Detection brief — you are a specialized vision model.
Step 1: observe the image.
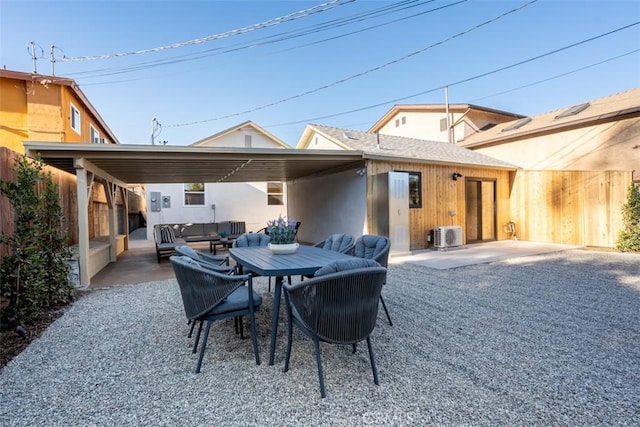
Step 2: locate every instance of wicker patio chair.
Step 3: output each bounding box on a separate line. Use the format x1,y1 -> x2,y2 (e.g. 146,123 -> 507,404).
175,245 -> 237,337
353,235 -> 392,326
313,233 -> 355,254
175,245 -> 231,270
283,258 -> 386,398
170,256 -> 262,373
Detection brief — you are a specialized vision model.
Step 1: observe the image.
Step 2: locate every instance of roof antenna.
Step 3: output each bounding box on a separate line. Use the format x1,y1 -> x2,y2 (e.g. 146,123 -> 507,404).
27,41 -> 43,74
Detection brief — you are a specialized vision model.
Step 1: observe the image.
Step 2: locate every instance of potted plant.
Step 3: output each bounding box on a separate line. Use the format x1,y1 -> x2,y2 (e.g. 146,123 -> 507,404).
265,215 -> 298,254
218,230 -> 229,242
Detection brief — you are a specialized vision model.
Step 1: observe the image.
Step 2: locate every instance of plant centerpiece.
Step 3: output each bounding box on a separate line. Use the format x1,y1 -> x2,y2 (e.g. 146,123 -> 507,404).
218,230 -> 229,241
266,215 -> 299,254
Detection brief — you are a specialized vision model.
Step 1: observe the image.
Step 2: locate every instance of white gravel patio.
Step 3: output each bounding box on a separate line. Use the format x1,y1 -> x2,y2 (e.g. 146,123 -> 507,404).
1,248 -> 638,426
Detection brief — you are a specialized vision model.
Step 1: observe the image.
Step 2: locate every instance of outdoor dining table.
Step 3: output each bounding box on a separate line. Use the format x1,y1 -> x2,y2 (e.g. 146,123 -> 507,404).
228,245 -> 355,365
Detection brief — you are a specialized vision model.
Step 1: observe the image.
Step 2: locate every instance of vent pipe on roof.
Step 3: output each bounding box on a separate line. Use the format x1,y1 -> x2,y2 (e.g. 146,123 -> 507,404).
376,132 -> 380,150
445,85 -> 452,144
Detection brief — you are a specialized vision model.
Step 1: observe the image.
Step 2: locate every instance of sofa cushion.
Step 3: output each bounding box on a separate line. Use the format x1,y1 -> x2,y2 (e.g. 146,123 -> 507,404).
160,227 -> 176,243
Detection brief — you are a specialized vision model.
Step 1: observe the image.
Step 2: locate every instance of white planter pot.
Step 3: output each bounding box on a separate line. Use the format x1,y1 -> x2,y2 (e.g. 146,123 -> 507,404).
268,242 -> 299,255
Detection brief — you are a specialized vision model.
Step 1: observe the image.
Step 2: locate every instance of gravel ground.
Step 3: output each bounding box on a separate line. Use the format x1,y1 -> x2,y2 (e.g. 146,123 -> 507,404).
1,249 -> 639,426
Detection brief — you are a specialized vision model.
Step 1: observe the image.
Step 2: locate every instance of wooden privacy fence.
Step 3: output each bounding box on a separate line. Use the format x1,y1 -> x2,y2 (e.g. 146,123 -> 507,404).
509,170 -> 632,248
1,147 -> 145,259
1,147 -> 79,258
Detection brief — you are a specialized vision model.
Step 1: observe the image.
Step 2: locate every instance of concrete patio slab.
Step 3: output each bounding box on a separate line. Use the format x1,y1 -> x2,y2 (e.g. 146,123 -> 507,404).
390,240 -> 583,269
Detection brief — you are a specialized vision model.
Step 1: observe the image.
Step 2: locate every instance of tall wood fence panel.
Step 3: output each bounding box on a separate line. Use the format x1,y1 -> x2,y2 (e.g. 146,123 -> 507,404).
1,147 -> 145,258
510,170 -> 632,247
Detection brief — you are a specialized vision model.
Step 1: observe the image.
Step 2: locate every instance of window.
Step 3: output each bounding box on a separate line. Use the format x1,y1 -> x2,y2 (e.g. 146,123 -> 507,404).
398,171 -> 422,208
395,119 -> 399,127
70,103 -> 81,134
401,116 -> 406,125
244,135 -> 252,148
267,182 -> 284,205
184,183 -> 205,206
90,125 -> 100,144
440,117 -> 448,132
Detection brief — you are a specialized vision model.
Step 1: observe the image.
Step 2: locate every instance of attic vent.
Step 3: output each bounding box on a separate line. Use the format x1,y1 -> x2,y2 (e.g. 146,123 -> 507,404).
501,117 -> 532,132
554,102 -> 590,119
343,132 -> 358,140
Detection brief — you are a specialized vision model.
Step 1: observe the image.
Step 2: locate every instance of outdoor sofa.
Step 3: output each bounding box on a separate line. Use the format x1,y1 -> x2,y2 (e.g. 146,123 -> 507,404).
153,221 -> 246,262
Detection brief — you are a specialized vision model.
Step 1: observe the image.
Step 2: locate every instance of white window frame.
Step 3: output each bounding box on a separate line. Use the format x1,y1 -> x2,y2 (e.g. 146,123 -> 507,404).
244,134 -> 252,148
267,182 -> 284,206
70,102 -> 81,135
183,183 -> 205,206
90,125 -> 100,144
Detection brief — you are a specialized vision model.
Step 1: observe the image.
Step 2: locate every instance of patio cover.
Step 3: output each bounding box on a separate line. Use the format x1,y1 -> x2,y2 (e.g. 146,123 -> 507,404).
24,142 -> 365,287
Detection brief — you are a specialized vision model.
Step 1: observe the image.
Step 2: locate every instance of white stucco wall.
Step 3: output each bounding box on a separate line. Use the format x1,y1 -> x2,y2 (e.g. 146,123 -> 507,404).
287,168 -> 367,245
145,123 -> 289,240
146,182 -> 288,239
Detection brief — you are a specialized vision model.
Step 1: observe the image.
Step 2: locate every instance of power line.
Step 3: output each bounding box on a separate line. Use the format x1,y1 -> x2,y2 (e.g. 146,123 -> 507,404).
266,24 -> 639,127
59,0 -> 354,62
166,0 -> 537,128
469,49 -> 640,103
69,0 -> 441,81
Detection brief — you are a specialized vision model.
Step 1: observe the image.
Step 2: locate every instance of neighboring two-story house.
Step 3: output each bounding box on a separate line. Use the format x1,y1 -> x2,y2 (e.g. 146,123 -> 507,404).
0,69 -> 119,152
0,69 -> 138,281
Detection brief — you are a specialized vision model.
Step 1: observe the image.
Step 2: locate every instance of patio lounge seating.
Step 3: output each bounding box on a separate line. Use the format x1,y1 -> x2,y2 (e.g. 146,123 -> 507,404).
283,258 -> 386,398
170,256 -> 262,373
353,235 -> 392,326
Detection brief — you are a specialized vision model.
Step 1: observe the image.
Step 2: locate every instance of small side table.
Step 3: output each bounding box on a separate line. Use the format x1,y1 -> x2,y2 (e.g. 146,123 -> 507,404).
212,238 -> 233,255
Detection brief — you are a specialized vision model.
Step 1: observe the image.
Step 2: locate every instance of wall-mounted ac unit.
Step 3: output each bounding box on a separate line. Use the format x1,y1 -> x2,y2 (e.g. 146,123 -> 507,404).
434,226 -> 463,248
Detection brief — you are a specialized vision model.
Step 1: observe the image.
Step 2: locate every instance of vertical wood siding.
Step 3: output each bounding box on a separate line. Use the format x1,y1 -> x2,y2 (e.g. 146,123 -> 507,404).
366,159 -> 512,250
510,170 -> 631,247
365,160 -> 631,250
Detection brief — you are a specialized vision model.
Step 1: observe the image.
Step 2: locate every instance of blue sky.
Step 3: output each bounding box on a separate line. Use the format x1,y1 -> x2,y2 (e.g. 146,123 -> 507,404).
1,0 -> 639,147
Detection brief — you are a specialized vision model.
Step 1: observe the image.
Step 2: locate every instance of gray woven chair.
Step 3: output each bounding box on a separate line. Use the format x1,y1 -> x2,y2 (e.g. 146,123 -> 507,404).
283,258 -> 387,398
170,256 -> 262,373
233,232 -> 275,288
300,233 -> 355,281
233,233 -> 271,248
313,233 -> 355,254
353,235 -> 392,326
175,245 -> 231,270
175,245 -> 236,337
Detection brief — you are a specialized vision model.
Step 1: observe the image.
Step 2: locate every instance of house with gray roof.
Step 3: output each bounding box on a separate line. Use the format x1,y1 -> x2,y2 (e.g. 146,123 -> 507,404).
294,124 -> 518,251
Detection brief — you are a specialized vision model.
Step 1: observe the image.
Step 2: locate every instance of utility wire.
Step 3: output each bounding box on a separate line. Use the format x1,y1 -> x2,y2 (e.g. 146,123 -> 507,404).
60,0 -> 354,62
166,0 -> 537,128
469,49 -> 640,103
69,0 -> 438,80
267,22 -> 640,127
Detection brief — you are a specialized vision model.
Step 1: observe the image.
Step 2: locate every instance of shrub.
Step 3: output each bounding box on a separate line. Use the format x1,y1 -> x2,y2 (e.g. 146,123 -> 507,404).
0,155 -> 73,327
616,182 -> 640,252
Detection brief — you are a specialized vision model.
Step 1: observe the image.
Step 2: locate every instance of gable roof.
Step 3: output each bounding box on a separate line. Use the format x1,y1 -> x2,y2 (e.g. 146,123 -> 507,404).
0,69 -> 120,144
369,103 -> 523,134
459,87 -> 640,148
191,120 -> 289,148
298,124 -> 517,170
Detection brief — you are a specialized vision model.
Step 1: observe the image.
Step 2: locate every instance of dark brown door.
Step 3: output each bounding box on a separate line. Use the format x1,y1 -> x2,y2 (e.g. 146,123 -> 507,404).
465,179 -> 496,242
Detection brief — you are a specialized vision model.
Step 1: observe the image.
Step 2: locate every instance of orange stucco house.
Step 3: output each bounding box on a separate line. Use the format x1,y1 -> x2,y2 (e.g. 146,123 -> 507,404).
0,69 -> 119,153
